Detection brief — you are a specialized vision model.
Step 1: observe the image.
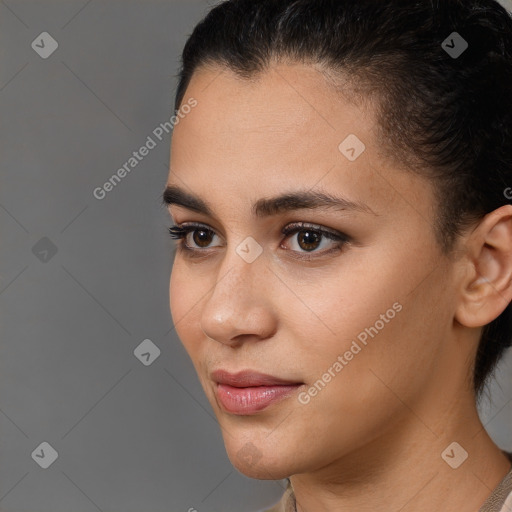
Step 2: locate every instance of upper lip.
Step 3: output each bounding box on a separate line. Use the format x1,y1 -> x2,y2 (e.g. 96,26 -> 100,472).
211,369 -> 303,388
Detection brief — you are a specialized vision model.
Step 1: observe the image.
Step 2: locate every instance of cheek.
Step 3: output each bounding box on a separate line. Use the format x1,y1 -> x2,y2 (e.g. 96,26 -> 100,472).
169,262 -> 203,356
277,298 -> 415,462
292,246 -> 444,406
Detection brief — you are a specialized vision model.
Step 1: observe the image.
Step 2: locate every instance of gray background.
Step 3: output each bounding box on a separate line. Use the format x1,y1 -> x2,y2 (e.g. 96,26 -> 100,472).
0,1 -> 511,511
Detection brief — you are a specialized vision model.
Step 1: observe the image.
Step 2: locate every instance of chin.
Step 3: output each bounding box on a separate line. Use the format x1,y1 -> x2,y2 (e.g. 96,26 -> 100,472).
223,438 -> 295,480
229,454 -> 292,480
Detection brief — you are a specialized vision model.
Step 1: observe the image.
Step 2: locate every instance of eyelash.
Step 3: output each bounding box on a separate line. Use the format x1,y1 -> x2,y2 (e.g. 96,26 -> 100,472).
168,221 -> 350,261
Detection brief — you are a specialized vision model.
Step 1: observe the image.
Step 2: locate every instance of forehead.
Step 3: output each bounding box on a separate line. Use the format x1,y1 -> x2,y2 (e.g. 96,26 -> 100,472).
173,62 -> 371,156
168,63 -> 434,228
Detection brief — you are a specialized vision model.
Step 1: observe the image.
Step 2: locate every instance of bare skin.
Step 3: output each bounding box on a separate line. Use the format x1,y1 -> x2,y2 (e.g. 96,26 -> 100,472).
164,61 -> 512,512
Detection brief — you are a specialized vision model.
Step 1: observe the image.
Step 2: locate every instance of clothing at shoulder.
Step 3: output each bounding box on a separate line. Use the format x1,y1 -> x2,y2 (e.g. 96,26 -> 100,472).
259,480 -> 294,512
479,451 -> 512,512
259,451 -> 512,512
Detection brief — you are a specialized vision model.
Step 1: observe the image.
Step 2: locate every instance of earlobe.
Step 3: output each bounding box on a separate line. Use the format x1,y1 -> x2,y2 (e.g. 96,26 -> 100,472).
455,205 -> 512,329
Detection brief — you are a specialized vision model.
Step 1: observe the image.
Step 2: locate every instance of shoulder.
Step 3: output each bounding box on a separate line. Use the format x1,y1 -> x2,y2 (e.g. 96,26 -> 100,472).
479,451 -> 512,512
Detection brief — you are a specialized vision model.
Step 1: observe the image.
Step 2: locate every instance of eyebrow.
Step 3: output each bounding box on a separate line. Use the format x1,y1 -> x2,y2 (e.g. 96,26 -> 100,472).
162,184 -> 378,217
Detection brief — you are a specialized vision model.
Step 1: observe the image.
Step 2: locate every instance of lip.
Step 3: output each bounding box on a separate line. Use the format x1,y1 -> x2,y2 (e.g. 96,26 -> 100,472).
211,369 -> 302,387
211,369 -> 304,415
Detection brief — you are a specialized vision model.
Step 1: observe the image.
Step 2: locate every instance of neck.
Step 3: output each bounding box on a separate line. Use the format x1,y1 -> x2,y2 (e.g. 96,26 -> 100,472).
289,393 -> 511,512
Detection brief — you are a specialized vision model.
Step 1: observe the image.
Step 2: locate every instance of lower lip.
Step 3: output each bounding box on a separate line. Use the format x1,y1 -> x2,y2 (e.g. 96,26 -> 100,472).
215,383 -> 302,415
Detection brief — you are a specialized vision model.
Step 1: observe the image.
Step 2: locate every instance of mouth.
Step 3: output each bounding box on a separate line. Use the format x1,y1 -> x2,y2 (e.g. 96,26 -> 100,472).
211,369 -> 304,415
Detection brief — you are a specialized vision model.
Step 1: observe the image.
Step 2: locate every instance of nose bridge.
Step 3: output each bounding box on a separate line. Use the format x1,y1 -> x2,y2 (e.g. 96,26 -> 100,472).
200,241 -> 272,342
213,233 -> 266,297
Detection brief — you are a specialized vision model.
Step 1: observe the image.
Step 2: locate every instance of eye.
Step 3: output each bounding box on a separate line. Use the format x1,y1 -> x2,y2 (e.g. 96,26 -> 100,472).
168,221 -> 350,260
280,222 -> 349,259
168,222 -> 220,254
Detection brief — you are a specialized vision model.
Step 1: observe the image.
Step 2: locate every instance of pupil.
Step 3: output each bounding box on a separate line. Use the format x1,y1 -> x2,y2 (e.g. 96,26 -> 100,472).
194,230 -> 211,247
300,230 -> 320,251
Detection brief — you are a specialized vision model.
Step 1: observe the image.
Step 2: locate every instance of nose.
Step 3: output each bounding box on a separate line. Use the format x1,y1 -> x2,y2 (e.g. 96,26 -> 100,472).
199,247 -> 277,347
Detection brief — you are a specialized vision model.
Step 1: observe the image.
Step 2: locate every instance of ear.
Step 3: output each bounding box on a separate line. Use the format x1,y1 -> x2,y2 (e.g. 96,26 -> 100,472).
455,205 -> 512,328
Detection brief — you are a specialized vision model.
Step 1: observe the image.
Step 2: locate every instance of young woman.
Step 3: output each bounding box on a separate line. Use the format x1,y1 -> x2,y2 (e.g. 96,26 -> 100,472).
162,1 -> 512,510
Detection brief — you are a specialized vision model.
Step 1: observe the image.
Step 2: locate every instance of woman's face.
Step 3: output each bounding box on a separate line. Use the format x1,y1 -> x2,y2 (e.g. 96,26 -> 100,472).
166,62 -> 463,480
